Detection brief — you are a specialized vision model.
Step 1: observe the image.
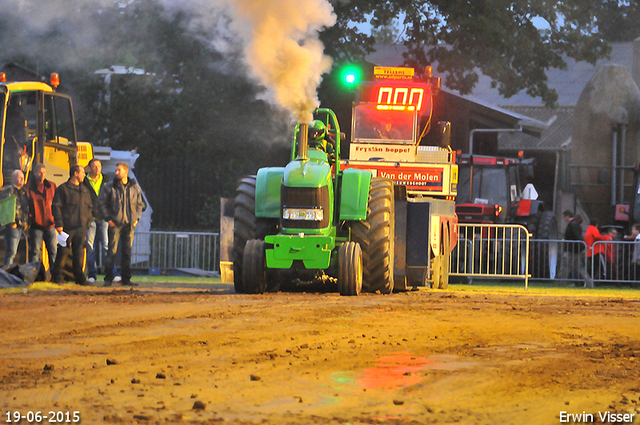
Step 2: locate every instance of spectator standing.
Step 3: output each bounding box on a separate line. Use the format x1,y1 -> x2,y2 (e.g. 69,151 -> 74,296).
99,162 -> 144,287
25,163 -> 57,271
1,170 -> 30,266
602,227 -> 618,280
83,159 -> 109,283
52,165 -> 93,285
630,223 -> 640,280
557,210 -> 594,288
584,218 -> 611,279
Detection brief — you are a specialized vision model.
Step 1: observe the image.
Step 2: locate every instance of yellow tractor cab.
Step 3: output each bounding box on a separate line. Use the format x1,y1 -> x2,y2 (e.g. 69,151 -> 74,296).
0,72 -> 83,187
0,72 -> 92,272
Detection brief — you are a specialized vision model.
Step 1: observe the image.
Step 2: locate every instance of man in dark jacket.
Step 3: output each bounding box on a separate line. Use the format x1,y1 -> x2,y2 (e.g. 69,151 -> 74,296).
52,165 -> 93,285
557,210 -> 594,288
99,162 -> 144,286
1,170 -> 30,266
25,163 -> 57,271
83,158 -> 109,282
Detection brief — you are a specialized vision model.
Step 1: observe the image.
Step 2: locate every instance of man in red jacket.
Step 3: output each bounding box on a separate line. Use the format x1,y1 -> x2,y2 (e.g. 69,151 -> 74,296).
584,218 -> 612,279
25,163 -> 57,271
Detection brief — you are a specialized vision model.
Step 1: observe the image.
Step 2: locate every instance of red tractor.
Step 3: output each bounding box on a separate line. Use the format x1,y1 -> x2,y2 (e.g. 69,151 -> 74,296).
455,153 -> 556,238
455,153 -> 558,278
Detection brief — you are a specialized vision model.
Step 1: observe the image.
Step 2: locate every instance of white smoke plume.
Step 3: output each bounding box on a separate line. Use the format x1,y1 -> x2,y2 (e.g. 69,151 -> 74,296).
161,0 -> 336,123
224,0 -> 336,124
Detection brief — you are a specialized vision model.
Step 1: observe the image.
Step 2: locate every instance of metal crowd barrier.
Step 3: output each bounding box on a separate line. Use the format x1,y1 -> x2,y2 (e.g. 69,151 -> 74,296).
128,231 -> 220,272
451,224 -> 531,288
104,229 -> 640,286
590,240 -> 640,284
528,239 -> 583,282
526,238 -> 640,286
469,237 -> 640,286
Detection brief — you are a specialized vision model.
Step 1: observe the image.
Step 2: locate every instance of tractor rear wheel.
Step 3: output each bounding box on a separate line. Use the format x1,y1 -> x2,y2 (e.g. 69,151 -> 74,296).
536,211 -> 558,240
233,176 -> 278,293
352,178 -> 395,294
242,239 -> 268,294
338,241 -> 363,296
233,176 -> 258,294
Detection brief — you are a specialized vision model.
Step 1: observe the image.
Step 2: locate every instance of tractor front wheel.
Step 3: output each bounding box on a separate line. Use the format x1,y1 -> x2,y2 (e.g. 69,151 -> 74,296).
242,239 -> 268,294
338,241 -> 363,296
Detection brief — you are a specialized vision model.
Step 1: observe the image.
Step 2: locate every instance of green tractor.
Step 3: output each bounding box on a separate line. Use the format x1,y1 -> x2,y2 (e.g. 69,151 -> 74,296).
233,108 -> 394,296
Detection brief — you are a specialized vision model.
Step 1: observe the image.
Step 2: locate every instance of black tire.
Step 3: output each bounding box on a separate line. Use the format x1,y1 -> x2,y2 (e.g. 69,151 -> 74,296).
232,175 -> 280,294
352,178 -> 395,294
242,239 -> 268,294
338,241 -> 363,296
233,176 -> 258,294
536,211 -> 558,240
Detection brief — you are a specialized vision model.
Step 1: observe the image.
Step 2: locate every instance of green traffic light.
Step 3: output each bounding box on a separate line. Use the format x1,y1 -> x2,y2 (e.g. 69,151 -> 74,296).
341,64 -> 361,87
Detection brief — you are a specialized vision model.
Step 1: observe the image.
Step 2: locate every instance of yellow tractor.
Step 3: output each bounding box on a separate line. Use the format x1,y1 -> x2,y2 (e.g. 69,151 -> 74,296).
1,72 -> 92,270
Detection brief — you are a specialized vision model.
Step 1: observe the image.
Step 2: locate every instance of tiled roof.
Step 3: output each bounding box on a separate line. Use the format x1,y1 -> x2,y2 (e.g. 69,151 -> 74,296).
497,106 -> 574,151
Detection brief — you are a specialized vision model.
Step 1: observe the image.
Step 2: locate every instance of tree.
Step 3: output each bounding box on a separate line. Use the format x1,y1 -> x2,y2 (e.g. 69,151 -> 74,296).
323,0 -> 612,107
0,0 -> 619,229
371,23 -> 402,44
0,0 -> 292,230
595,0 -> 640,42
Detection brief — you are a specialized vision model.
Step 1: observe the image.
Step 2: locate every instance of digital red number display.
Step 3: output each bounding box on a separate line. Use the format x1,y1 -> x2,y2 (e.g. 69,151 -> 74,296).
360,83 -> 430,114
376,87 -> 424,111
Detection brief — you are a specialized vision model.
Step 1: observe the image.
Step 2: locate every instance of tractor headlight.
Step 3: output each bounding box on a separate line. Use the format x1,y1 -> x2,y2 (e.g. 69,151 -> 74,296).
283,208 -> 324,221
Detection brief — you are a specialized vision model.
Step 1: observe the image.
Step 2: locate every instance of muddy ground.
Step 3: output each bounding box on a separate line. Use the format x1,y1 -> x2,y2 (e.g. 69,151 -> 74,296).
0,283 -> 639,425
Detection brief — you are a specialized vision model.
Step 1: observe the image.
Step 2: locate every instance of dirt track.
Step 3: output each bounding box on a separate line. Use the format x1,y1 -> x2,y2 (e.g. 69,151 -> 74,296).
1,283 -> 639,425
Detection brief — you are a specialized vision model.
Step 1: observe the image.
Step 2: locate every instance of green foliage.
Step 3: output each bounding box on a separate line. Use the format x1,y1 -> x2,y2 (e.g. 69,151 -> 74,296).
325,0 -> 612,107
371,23 -> 402,44
595,0 -> 640,42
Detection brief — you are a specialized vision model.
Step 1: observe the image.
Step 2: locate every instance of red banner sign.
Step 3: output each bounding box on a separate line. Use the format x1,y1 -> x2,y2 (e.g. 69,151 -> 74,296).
345,163 -> 444,192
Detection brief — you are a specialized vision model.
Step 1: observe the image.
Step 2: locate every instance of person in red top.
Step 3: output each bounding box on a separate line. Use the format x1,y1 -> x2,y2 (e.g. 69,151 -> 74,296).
25,163 -> 57,271
602,227 -> 618,280
584,218 -> 611,279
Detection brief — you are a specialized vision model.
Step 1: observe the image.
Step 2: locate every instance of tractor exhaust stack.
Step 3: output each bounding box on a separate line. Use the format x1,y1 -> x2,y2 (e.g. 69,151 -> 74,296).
297,123 -> 309,161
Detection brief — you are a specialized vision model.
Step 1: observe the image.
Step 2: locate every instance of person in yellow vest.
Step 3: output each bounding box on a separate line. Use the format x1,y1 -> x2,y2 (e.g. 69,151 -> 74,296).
83,159 -> 119,283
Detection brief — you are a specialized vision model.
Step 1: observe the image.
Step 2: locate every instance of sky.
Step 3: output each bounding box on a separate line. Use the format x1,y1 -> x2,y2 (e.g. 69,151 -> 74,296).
353,13 -> 554,38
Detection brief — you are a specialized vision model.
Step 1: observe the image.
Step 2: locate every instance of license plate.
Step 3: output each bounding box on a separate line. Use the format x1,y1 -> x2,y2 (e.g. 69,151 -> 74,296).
283,208 -> 324,221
